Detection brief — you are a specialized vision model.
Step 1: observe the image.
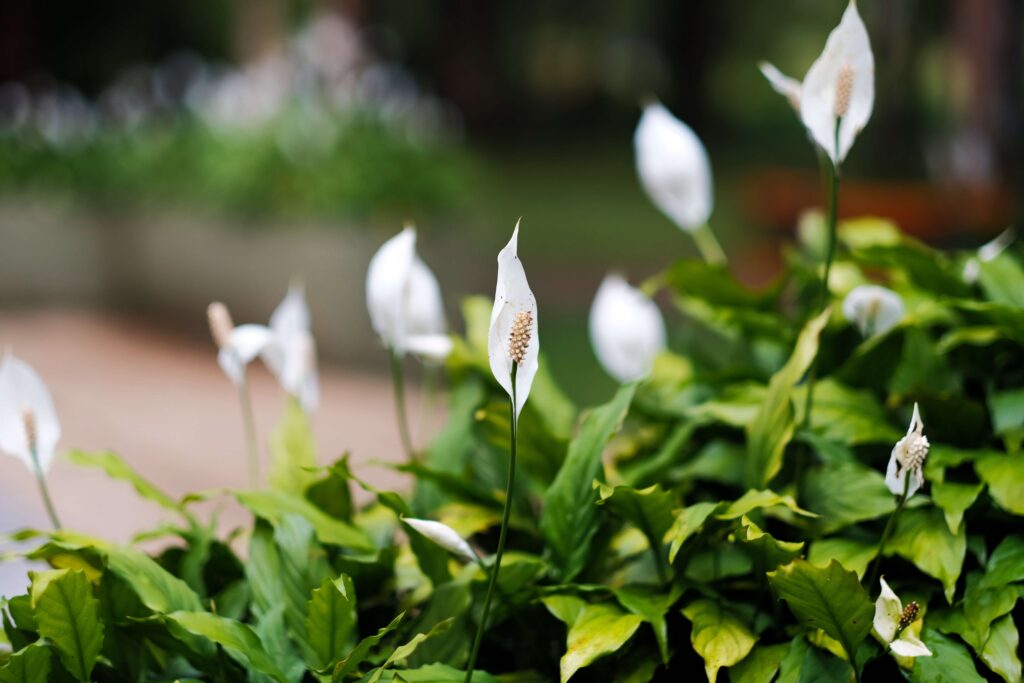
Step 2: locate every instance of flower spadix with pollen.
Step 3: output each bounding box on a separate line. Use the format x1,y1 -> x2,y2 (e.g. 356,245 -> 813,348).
842,284 -> 904,337
488,221 -> 539,419
634,101 -> 713,234
589,274 -> 666,383
262,281 -> 320,412
799,0 -> 874,164
366,226 -> 452,361
207,301 -> 275,388
0,353 -> 61,475
885,403 -> 929,498
873,578 -> 932,660
403,517 -> 476,563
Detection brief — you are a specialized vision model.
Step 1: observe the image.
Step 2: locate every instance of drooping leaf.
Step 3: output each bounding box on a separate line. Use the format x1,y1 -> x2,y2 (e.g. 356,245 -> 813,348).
681,598 -> 757,682
29,569 -> 104,681
767,559 -> 873,664
332,612 -> 405,681
980,535 -> 1024,589
980,614 -> 1021,683
305,575 -> 357,670
542,597 -> 644,683
106,546 -> 204,613
975,453 -> 1024,515
666,501 -> 721,563
735,517 -> 804,572
0,641 -> 51,683
887,506 -> 966,602
931,481 -> 984,534
66,450 -> 187,519
800,462 -> 894,531
269,398 -> 320,496
746,309 -> 829,488
613,584 -> 684,664
807,538 -> 876,579
909,628 -> 985,683
366,619 -> 455,683
235,490 -> 373,551
163,611 -> 289,683
540,383 -> 636,582
595,483 -> 675,567
716,489 -> 816,521
729,643 -> 789,683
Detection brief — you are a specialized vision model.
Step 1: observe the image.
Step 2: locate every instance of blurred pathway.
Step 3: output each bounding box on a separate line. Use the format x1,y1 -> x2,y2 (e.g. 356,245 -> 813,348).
0,310 -> 434,597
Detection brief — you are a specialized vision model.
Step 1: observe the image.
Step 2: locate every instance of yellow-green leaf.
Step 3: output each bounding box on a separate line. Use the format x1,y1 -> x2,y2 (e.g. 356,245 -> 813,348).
682,599 -> 757,682
306,574 -> 357,670
30,569 -> 104,681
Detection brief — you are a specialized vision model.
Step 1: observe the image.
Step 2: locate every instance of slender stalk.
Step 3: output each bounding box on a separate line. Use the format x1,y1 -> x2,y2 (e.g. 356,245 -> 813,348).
465,365 -> 518,683
388,350 -> 416,462
237,375 -> 260,488
692,224 -> 727,266
866,470 -> 911,590
30,446 -> 61,530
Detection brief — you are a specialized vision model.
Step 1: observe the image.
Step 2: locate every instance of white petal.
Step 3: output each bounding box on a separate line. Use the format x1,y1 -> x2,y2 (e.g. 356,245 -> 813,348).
366,227 -> 416,351
219,324 -> 274,387
842,285 -> 904,337
884,449 -> 904,496
269,279 -> 310,340
759,62 -> 802,111
799,0 -> 874,164
406,258 -> 447,338
908,402 -> 923,437
634,102 -> 713,233
873,577 -> 902,644
891,632 -> 932,658
589,274 -> 666,383
404,334 -> 453,362
978,227 -> 1015,263
403,517 -> 476,563
488,222 -> 539,419
0,354 -> 61,474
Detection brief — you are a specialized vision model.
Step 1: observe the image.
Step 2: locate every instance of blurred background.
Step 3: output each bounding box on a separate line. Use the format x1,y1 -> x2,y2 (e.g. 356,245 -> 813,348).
1,0 -> 1022,588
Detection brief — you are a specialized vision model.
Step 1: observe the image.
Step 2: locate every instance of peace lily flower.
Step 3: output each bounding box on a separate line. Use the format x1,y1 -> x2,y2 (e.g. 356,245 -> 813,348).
403,517 -> 477,564
0,353 -> 63,528
758,62 -> 802,112
885,402 -> 929,498
873,578 -> 932,661
208,302 -> 275,388
366,226 -> 452,361
262,281 -> 320,413
798,0 -> 874,165
589,274 -> 666,383
842,284 -> 904,337
488,221 -> 539,418
962,227 -> 1016,284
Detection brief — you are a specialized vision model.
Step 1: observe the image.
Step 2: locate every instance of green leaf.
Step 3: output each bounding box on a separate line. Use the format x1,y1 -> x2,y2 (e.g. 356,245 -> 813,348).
366,618 -> 455,683
799,380 -> 903,446
0,642 -> 51,683
730,643 -> 789,683
164,611 -> 289,683
988,387 -> 1024,436
66,450 -> 187,519
235,490 -> 373,551
331,612 -> 405,681
681,598 -> 757,683
767,559 -> 873,664
613,584 -> 683,664
981,535 -> 1024,589
269,398 -> 320,495
735,517 -> 804,571
305,575 -> 357,670
910,628 -> 985,683
595,483 -> 675,565
29,569 -> 104,681
807,538 -> 876,579
978,252 -> 1024,308
887,506 -> 966,602
366,663 -> 505,683
975,453 -> 1024,515
666,501 -> 720,563
544,600 -> 643,683
106,546 -> 204,613
540,383 -> 636,582
801,462 -> 894,531
746,309 -> 829,488
980,614 -> 1021,683
716,489 -> 816,521
932,481 -> 984,534
963,581 -> 1020,647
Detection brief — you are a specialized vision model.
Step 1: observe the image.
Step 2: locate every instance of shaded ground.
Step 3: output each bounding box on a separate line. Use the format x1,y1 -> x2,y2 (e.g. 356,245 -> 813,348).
0,309 -> 431,597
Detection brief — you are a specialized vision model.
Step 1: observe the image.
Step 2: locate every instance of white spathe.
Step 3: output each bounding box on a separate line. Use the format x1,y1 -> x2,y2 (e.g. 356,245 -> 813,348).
488,222 -> 539,419
759,62 -> 802,111
842,284 -> 904,337
262,282 -> 320,412
885,402 -> 929,498
0,353 -> 61,474
634,102 -> 713,233
589,275 -> 666,383
366,226 -> 452,361
873,578 -> 932,658
799,0 -> 874,165
217,324 -> 276,387
963,227 -> 1016,284
403,517 -> 476,563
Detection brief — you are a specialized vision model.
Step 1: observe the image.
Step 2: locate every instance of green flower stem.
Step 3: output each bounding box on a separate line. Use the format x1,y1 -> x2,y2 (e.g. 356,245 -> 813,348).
29,445 -> 61,530
388,349 -> 417,462
692,223 -> 727,266
464,364 -> 518,683
237,374 -> 260,488
866,470 -> 911,590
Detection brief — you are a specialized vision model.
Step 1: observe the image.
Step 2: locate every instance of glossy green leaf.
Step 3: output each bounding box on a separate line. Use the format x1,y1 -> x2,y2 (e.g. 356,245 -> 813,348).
30,569 -> 104,681
887,507 -> 966,602
666,501 -> 720,563
164,610 -> 289,683
269,398 -> 319,496
980,535 -> 1024,589
745,309 -> 829,488
235,490 -> 373,551
799,379 -> 903,445
681,598 -> 757,682
909,628 -> 984,683
716,489 -> 816,520
305,575 -> 357,670
542,597 -> 643,683
614,584 -> 683,664
366,618 -> 455,683
540,383 -> 636,582
0,642 -> 51,683
106,546 -> 204,613
729,643 -> 789,683
980,614 -> 1021,683
596,483 -> 675,564
932,481 -> 983,534
331,612 -> 404,681
767,559 -> 873,663
735,516 -> 804,571
801,462 -> 894,531
807,538 -> 876,578
975,453 -> 1024,515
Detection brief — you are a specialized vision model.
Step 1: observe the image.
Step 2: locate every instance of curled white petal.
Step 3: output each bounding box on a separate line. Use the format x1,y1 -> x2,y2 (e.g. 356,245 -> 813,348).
873,577 -> 902,644
842,285 -> 904,337
634,102 -> 713,233
0,353 -> 61,474
488,222 -> 539,419
217,324 -> 274,387
890,632 -> 932,658
759,62 -> 802,111
264,283 -> 319,412
403,517 -> 476,563
799,0 -> 874,164
589,275 -> 666,383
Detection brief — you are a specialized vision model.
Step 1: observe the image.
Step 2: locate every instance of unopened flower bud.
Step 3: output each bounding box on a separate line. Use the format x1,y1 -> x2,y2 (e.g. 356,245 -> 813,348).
207,302 -> 235,349
507,310 -> 534,365
834,63 -> 854,118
